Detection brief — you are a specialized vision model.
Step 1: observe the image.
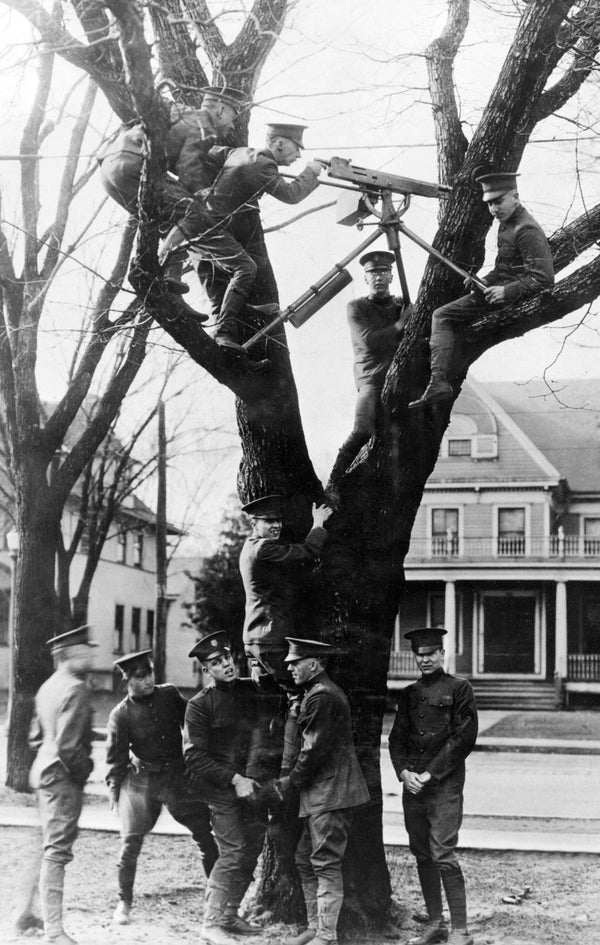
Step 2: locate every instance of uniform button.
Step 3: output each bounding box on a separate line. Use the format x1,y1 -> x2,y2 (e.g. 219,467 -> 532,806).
421,697 -> 426,701
420,730 -> 425,735
419,749 -> 425,753
419,713 -> 424,718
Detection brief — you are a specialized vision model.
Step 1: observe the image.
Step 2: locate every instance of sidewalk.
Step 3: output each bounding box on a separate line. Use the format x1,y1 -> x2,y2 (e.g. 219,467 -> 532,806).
2,710 -> 600,853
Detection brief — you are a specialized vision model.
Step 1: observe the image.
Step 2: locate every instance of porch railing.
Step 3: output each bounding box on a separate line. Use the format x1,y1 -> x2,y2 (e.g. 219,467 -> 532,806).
389,650 -> 416,677
406,535 -> 600,562
567,653 -> 600,681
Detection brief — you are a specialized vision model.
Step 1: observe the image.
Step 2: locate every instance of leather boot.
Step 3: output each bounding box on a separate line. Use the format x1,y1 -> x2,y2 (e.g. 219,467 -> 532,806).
40,860 -> 77,944
113,901 -> 131,925
201,926 -> 239,945
408,917 -> 448,944
408,371 -> 453,409
283,929 -> 316,945
162,253 -> 190,294
221,914 -> 262,935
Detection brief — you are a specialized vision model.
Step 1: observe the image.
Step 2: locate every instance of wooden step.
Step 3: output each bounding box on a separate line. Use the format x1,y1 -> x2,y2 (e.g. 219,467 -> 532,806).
471,680 -> 558,710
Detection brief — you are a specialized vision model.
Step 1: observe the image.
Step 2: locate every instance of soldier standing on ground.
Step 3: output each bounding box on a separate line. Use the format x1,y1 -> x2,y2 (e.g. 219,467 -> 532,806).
29,625 -> 98,945
105,649 -> 218,925
325,250 -> 410,505
184,631 -> 266,945
388,628 -> 478,945
275,638 -> 370,945
409,172 -> 554,409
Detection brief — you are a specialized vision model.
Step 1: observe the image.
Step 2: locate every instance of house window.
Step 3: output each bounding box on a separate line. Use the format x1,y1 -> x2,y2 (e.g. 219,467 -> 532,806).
583,518 -> 600,556
114,604 -> 125,653
133,532 -> 144,569
146,609 -> 155,647
581,596 -> 600,653
448,439 -> 471,457
498,507 -> 526,556
0,588 -> 9,646
131,607 -> 141,650
431,508 -> 459,556
117,531 -> 127,564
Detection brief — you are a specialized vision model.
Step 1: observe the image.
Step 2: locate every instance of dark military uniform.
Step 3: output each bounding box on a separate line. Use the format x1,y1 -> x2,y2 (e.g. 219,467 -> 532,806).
422,203 -> 554,398
239,526 -> 328,688
106,683 -> 218,905
279,669 -> 370,943
183,678 -> 267,933
388,668 -> 478,938
180,146 -> 320,343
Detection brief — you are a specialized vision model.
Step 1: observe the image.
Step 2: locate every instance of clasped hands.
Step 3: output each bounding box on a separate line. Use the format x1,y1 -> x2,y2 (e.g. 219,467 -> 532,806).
401,769 -> 432,795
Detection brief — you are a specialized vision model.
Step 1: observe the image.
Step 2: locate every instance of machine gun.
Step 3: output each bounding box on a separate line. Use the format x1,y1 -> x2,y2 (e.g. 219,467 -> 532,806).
243,157 -> 486,352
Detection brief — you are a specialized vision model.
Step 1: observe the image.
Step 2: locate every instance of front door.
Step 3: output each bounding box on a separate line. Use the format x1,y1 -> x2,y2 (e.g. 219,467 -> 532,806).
480,592 -> 538,675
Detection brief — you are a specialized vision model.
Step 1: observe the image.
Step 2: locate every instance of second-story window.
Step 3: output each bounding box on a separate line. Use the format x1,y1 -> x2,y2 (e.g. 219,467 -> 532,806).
583,518 -> 600,556
146,609 -> 155,647
114,604 -> 125,653
498,507 -> 526,556
431,508 -> 459,556
133,532 -> 144,569
117,530 -> 127,565
131,607 -> 141,650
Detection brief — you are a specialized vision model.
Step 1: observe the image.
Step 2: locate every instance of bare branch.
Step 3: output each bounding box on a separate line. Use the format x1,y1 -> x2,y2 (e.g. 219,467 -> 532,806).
548,203 -> 600,273
536,33 -> 600,121
186,0 -> 226,63
263,200 -> 336,233
20,44 -> 54,282
148,0 -> 208,101
425,0 -> 470,186
227,0 -> 289,90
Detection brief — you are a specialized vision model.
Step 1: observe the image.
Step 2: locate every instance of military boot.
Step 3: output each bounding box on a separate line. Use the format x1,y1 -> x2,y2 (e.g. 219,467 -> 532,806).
408,917 -> 448,945
446,932 -> 473,945
113,901 -> 131,925
40,860 -> 78,944
408,371 -> 453,409
221,914 -> 262,936
162,254 -> 190,294
282,929 -> 317,945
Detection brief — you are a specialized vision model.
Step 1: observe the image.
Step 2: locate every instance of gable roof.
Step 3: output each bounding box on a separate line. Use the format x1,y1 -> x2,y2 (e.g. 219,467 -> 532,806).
484,379 -> 600,493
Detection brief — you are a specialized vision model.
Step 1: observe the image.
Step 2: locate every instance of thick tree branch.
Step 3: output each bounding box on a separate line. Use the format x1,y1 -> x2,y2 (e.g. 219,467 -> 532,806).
536,33 -> 600,120
186,0 -> 226,63
148,0 -> 208,101
549,202 -> 600,273
227,0 -> 289,89
20,45 -> 54,284
425,0 -> 470,186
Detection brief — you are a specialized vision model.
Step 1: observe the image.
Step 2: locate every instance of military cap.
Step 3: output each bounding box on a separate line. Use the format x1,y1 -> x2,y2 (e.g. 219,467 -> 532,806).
202,86 -> 249,114
241,494 -> 283,518
113,649 -> 153,676
359,250 -> 395,272
266,123 -> 308,149
404,627 -> 447,652
475,171 -> 520,202
284,637 -> 333,663
188,630 -> 231,662
46,625 -> 98,651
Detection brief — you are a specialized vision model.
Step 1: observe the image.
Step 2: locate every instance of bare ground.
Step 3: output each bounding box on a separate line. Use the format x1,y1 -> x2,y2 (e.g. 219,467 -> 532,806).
0,826 -> 598,945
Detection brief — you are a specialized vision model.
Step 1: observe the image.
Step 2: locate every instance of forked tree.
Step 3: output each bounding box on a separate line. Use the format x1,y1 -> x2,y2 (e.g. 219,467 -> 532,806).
3,0 -> 600,931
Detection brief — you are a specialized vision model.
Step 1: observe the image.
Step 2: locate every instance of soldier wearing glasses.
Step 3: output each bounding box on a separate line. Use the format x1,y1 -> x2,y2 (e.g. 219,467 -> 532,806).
106,649 -> 218,925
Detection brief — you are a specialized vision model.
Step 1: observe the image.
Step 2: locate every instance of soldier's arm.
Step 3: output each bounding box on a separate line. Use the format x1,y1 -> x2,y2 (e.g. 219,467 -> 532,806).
105,703 -> 130,789
259,155 -> 320,204
256,529 -> 328,565
424,680 -> 478,782
388,688 -> 412,780
183,697 -> 238,788
55,686 -> 94,784
28,709 -> 43,755
284,690 -> 335,790
504,224 -> 555,301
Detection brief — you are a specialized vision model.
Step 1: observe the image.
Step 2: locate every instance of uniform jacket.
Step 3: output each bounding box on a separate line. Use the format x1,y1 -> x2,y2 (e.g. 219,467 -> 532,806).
286,671 -> 370,817
105,683 -> 187,787
388,669 -> 478,790
205,147 -> 319,221
347,295 -> 404,390
29,663 -> 94,789
240,527 -> 328,644
183,678 -> 259,795
481,204 -> 554,303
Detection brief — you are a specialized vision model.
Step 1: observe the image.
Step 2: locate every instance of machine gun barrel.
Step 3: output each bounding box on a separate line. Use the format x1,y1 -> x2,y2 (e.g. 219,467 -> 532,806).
319,156 -> 453,200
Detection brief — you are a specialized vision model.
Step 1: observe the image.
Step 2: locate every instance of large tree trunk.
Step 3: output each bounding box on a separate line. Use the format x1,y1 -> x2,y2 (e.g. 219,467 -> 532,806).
6,461 -> 61,790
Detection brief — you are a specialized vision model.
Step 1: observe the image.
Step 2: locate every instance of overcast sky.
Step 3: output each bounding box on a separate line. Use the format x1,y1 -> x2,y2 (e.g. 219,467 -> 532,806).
3,0 -> 600,551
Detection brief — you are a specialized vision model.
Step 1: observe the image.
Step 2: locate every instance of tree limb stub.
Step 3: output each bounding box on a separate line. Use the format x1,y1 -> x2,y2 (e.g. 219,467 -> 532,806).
426,0 -> 470,187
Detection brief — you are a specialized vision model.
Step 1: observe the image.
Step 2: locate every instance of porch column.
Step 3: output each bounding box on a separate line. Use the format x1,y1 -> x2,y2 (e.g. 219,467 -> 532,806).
444,581 -> 457,674
555,580 -> 568,679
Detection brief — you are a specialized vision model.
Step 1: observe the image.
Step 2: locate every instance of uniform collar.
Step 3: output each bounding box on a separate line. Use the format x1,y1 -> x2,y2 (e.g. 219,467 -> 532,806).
419,667 -> 446,686
304,670 -> 328,690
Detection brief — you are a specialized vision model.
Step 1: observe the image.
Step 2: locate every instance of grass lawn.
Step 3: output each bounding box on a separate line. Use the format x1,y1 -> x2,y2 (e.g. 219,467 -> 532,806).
481,710 -> 600,740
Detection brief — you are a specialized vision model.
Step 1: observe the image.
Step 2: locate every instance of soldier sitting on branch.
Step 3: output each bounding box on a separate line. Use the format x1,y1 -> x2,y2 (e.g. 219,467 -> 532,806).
409,171 -> 554,409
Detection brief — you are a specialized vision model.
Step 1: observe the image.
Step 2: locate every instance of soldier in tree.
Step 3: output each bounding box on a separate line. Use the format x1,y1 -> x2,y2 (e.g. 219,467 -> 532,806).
409,172 -> 554,409
325,250 -> 410,505
388,628 -> 478,945
184,631 -> 267,945
106,649 -> 218,926
158,124 -> 323,350
99,87 -> 246,301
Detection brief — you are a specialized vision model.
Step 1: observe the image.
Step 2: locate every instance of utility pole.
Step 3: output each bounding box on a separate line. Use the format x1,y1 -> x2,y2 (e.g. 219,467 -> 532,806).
153,400 -> 167,683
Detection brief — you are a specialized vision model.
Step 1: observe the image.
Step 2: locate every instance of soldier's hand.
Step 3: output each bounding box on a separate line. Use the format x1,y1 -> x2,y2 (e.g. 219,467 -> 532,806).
306,160 -> 324,177
463,275 -> 476,292
401,770 -> 423,795
109,786 -> 120,811
483,284 -> 505,305
232,773 -> 258,799
312,503 -> 333,527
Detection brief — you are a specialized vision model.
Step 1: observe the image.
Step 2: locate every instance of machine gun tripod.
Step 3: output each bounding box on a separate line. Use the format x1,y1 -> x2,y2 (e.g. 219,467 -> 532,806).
243,157 -> 485,352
